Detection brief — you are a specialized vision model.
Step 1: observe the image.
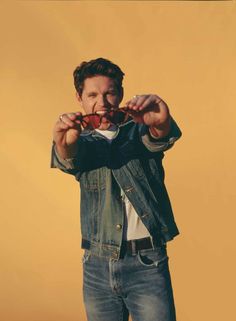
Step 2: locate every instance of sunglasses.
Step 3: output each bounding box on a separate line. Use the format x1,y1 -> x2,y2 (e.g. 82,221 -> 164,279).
76,107 -> 131,129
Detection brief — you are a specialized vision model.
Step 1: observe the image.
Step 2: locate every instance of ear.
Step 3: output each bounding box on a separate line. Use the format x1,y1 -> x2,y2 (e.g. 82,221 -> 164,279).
75,91 -> 82,102
119,87 -> 124,103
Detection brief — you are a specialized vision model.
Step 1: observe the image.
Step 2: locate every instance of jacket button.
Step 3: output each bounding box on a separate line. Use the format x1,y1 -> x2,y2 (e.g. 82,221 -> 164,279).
116,224 -> 122,230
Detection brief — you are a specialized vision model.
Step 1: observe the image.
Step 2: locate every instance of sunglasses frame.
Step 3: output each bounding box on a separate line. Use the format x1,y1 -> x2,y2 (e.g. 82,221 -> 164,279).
76,107 -> 131,129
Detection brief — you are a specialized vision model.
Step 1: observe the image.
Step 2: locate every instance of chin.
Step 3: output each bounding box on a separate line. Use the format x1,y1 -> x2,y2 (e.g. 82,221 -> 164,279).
98,123 -> 111,130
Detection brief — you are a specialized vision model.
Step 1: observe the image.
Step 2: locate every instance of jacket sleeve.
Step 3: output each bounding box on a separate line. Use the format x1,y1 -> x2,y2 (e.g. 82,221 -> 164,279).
50,142 -> 80,176
140,117 -> 182,152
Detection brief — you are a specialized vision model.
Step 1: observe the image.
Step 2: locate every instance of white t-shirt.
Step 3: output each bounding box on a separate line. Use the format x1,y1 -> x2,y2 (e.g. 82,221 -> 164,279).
95,126 -> 150,240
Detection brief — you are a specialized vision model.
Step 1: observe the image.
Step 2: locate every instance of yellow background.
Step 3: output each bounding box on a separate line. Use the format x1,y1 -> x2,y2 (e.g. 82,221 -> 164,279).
1,1 -> 235,321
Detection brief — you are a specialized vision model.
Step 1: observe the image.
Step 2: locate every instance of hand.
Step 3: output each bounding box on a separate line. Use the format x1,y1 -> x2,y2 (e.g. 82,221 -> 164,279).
52,112 -> 82,158
125,94 -> 171,138
125,94 -> 170,126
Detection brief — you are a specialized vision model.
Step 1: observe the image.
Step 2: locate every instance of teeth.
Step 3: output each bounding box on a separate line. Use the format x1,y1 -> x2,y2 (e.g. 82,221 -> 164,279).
96,110 -> 107,115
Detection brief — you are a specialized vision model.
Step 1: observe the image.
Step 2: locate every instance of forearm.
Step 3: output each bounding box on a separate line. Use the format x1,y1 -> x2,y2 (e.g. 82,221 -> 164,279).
141,116 -> 182,152
50,142 -> 79,174
55,143 -> 79,160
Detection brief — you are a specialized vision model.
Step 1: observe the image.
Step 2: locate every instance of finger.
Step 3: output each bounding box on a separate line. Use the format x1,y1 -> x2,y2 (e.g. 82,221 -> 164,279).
125,95 -> 145,110
74,111 -> 83,125
129,112 -> 144,124
139,95 -> 163,111
73,121 -> 82,130
55,119 -> 70,131
59,113 -> 77,127
67,112 -> 78,120
75,111 -> 83,117
133,95 -> 150,109
127,95 -> 155,111
138,96 -> 157,111
125,95 -> 140,106
56,120 -> 81,136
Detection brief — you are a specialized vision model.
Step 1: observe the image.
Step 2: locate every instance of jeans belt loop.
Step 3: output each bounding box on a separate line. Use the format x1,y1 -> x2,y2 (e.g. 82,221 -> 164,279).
131,240 -> 136,255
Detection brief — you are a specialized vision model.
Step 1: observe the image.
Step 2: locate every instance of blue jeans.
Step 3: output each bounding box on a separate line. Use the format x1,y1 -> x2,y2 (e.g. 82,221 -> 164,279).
82,244 -> 176,321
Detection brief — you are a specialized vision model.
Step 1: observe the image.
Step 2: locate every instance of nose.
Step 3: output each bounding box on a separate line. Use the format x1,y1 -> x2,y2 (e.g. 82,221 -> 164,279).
97,94 -> 109,109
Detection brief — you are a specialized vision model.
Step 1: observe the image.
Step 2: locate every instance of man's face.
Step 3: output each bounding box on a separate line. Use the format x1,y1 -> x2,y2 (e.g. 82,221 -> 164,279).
77,75 -> 123,130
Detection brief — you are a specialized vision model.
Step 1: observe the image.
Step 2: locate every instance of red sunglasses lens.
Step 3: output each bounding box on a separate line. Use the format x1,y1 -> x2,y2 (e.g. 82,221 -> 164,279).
81,115 -> 101,129
77,109 -> 129,129
107,110 -> 129,125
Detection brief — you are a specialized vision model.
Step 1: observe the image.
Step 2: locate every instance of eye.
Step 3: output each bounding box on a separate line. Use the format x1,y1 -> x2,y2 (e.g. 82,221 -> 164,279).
107,91 -> 117,96
88,93 -> 97,98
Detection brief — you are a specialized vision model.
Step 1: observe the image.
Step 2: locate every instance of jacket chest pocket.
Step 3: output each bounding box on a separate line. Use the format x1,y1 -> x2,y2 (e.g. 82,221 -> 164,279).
126,159 -> 145,178
80,169 -> 106,191
148,158 -> 165,182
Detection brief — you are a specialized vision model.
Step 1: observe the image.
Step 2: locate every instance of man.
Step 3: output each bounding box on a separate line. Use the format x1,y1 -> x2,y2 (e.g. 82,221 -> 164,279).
51,58 -> 182,321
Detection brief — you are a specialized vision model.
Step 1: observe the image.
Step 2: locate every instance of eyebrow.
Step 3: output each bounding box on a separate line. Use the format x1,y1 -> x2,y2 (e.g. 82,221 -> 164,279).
86,88 -> 117,95
87,91 -> 97,95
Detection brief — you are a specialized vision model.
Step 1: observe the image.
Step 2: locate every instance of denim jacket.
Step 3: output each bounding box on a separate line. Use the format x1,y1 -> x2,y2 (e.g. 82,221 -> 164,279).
51,118 -> 182,259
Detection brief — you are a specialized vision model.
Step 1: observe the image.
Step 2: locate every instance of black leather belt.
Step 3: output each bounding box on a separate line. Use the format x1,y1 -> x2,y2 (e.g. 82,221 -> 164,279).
82,237 -> 166,258
121,237 -> 165,256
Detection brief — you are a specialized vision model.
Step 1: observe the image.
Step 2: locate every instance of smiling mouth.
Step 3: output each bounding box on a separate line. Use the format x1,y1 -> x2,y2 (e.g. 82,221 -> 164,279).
96,110 -> 108,115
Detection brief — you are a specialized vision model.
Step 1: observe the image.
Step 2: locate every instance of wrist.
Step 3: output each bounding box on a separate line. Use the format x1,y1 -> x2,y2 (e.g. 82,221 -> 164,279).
149,126 -> 160,138
149,116 -> 171,139
55,144 -> 78,160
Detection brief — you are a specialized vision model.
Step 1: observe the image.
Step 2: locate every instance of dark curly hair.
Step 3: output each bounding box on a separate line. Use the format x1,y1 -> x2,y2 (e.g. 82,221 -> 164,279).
73,58 -> 125,97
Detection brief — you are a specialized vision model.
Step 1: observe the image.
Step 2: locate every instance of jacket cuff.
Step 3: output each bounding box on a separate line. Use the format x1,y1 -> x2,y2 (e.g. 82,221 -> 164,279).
141,117 -> 182,152
50,143 -> 77,170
